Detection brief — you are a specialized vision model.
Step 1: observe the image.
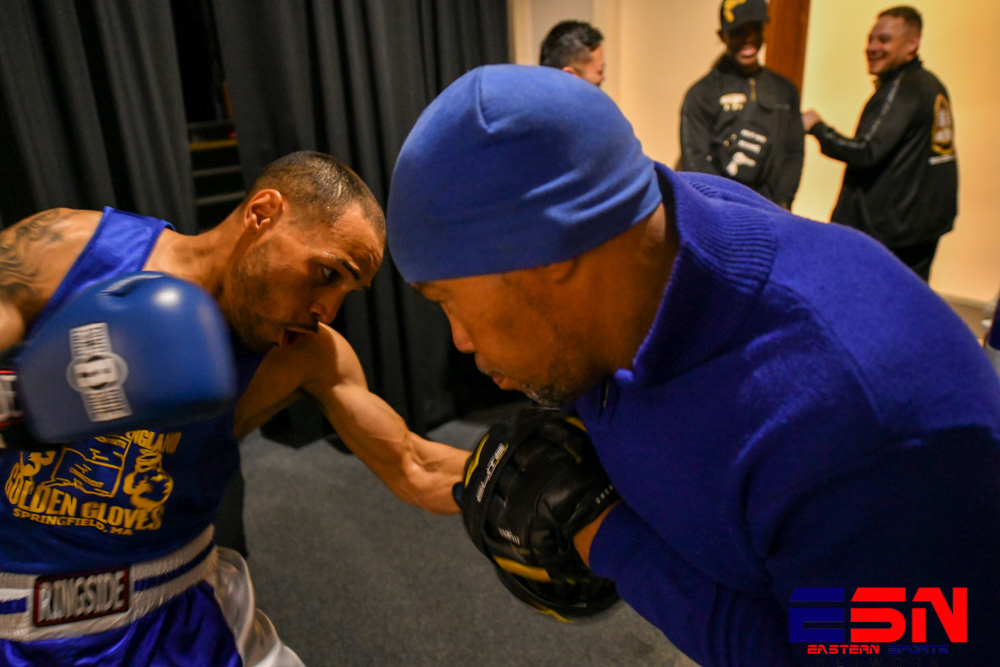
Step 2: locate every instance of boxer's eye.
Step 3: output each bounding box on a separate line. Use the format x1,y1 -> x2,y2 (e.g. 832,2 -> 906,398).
321,266 -> 336,282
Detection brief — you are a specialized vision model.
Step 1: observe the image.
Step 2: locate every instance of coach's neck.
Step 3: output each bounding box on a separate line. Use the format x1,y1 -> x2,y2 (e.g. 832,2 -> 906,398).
577,201 -> 679,374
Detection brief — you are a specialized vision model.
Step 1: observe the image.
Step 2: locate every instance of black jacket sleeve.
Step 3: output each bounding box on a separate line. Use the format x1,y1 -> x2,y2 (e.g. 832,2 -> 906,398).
774,85 -> 805,208
809,73 -> 921,169
680,80 -> 718,174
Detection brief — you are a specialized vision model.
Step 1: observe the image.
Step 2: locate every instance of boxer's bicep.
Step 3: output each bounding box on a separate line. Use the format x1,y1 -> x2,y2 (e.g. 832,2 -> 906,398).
236,325 -> 372,440
232,383 -> 307,439
233,342 -> 317,438
301,328 -> 467,514
301,327 -> 411,460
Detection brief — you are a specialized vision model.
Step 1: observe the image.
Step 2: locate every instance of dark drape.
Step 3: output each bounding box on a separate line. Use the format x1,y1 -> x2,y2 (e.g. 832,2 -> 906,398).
213,0 -> 510,433
0,0 -> 196,232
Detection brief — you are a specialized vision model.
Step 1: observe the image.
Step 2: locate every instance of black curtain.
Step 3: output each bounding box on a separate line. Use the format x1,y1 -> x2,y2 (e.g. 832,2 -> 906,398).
213,0 -> 510,433
0,0 -> 196,232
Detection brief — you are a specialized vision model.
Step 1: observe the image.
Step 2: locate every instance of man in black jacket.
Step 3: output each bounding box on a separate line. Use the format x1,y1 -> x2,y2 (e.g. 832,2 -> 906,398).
680,0 -> 804,209
803,5 -> 957,281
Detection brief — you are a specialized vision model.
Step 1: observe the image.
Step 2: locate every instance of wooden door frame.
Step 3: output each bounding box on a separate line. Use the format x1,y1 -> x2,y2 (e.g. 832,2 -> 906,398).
764,0 -> 812,93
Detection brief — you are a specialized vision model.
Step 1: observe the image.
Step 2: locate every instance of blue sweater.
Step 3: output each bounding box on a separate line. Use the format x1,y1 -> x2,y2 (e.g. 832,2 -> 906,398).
577,166 -> 1000,666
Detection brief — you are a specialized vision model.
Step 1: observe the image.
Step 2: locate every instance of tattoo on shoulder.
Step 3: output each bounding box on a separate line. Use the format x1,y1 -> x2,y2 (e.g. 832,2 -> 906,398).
0,209 -> 76,310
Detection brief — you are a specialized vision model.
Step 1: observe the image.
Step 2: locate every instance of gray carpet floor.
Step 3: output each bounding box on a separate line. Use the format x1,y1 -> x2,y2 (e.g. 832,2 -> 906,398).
239,403 -> 699,667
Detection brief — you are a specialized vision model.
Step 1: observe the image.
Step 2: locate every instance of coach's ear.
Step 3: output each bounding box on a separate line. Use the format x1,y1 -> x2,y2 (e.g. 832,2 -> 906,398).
243,189 -> 284,232
533,257 -> 579,284
502,258 -> 579,304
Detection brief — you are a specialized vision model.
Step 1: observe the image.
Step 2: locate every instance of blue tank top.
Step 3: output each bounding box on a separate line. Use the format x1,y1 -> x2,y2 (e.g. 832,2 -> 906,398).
0,208 -> 264,574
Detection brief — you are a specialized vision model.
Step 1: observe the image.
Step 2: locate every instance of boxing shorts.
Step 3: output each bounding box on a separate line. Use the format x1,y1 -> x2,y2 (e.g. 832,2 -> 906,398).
0,526 -> 302,666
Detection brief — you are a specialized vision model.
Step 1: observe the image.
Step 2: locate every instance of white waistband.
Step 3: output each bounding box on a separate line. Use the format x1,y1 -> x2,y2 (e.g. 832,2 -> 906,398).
0,525 -> 216,641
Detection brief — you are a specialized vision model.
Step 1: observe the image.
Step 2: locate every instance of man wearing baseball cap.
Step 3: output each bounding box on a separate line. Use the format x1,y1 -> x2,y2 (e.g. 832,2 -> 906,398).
387,65 -> 999,665
681,0 -> 804,210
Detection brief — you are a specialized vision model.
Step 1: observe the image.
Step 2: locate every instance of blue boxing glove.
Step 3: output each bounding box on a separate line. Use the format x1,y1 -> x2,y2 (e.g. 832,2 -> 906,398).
1,272 -> 238,448
0,346 -> 38,450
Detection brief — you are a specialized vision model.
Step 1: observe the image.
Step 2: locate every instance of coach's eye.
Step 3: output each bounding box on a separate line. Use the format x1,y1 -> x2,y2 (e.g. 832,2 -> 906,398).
321,266 -> 336,282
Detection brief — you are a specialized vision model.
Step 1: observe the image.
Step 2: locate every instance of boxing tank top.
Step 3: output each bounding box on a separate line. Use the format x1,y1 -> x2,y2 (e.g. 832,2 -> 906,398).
0,208 -> 264,574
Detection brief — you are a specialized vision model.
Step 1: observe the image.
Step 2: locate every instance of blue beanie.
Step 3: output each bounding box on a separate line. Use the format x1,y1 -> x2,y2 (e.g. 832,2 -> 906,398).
386,64 -> 662,283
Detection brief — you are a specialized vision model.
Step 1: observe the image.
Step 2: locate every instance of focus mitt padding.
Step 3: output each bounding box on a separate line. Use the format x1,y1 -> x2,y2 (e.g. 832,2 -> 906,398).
455,407 -> 620,620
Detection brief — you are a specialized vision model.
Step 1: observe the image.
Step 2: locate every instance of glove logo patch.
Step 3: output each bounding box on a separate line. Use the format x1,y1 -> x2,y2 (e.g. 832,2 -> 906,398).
476,442 -> 508,503
497,527 -> 520,546
595,483 -> 616,506
65,323 -> 132,423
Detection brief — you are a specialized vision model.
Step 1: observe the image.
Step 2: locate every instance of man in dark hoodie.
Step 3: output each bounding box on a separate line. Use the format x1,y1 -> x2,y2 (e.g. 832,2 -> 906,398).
680,0 -> 804,209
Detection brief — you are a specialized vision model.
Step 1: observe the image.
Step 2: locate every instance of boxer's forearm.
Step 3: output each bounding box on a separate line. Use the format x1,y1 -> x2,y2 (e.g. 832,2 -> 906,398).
320,382 -> 468,514
248,325 -> 469,513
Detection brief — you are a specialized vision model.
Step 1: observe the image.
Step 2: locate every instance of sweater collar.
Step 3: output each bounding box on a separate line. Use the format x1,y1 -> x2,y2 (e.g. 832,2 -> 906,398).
622,165 -> 778,386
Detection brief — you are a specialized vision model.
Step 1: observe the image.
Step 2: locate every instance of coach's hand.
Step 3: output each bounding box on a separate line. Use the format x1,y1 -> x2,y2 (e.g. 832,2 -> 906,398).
1,272 -> 237,450
454,407 -> 620,619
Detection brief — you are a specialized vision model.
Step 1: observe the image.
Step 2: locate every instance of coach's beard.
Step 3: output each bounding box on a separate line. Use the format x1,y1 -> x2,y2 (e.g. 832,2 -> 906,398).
515,360 -> 597,408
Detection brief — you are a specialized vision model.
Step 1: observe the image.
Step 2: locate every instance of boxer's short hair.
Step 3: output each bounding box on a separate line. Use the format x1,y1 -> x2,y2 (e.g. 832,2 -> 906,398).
246,151 -> 384,235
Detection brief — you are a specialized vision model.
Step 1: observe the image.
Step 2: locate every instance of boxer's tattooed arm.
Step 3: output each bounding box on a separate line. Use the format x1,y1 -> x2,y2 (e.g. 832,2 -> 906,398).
0,209 -> 74,317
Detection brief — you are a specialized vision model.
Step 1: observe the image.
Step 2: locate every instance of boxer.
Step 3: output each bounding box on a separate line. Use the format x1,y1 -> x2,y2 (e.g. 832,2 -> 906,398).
0,151 -> 468,665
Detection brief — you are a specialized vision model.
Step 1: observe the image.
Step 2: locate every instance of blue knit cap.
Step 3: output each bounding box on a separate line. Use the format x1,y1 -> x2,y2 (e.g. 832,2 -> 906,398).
386,64 -> 662,282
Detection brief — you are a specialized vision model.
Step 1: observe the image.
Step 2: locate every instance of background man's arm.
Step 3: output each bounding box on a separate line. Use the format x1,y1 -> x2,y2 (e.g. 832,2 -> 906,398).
806,79 -> 921,169
774,86 -> 805,209
235,325 -> 469,515
680,82 -> 720,174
